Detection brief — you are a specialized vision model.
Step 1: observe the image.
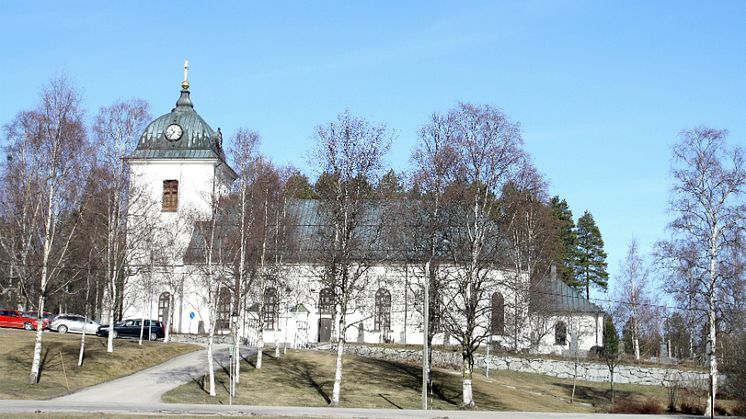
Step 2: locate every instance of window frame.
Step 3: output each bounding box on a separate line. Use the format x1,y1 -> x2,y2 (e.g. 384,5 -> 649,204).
162,179 -> 179,212
319,288 -> 334,316
374,288 -> 391,332
491,292 -> 505,335
216,287 -> 231,331
263,287 -> 279,330
554,321 -> 568,345
158,291 -> 171,325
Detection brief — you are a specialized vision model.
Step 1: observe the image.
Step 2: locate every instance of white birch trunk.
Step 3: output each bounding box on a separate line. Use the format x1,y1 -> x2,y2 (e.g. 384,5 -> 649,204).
462,356 -> 474,408
331,334 -> 345,406
29,295 -> 46,383
207,320 -> 216,396
256,329 -> 263,369
706,229 -> 719,417
234,324 -> 241,383
274,330 -> 280,359
78,327 -> 87,367
106,290 -> 116,353
29,180 -> 55,384
164,294 -> 173,343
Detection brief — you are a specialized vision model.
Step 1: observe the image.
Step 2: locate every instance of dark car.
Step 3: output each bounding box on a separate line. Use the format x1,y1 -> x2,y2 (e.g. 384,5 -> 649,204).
96,319 -> 164,341
0,309 -> 49,330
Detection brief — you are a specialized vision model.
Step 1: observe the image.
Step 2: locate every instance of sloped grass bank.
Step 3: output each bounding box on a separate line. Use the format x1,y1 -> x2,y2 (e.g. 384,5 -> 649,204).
0,329 -> 199,399
163,348 -> 716,412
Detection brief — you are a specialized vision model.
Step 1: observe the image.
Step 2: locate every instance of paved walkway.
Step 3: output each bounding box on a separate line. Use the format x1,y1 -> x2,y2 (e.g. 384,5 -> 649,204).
0,401 -> 712,418
56,343 -> 248,403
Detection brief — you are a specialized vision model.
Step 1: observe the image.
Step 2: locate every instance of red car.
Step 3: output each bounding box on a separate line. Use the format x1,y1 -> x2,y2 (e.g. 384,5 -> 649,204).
0,309 -> 49,330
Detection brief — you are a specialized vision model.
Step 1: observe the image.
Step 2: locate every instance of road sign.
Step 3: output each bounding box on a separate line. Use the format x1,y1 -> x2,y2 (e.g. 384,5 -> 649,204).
189,311 -> 195,320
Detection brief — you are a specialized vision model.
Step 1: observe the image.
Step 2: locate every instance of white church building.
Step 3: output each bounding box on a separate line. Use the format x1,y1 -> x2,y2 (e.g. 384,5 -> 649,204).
122,68 -> 605,356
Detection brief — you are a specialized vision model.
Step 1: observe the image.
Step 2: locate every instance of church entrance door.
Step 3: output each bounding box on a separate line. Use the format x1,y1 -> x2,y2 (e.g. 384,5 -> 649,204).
318,318 -> 332,342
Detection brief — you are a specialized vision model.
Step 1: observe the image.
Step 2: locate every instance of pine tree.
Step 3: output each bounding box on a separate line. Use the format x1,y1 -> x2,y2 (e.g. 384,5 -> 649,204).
376,169 -> 404,198
549,196 -> 579,287
602,316 -> 621,406
575,211 -> 608,299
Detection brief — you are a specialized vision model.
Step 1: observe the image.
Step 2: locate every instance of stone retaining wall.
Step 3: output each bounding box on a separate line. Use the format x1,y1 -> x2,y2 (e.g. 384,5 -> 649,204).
312,343 -> 724,388
167,333 -> 234,345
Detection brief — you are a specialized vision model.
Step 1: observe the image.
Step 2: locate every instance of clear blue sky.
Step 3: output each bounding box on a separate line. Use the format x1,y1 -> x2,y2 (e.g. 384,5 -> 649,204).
2,1 -> 745,297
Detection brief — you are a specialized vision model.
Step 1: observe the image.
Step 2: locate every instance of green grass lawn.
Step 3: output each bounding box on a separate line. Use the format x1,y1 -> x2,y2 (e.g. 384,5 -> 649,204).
0,328 -> 199,400
164,348 -> 734,413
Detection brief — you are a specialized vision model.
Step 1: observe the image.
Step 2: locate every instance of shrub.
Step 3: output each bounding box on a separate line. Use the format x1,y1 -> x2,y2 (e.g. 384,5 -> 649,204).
612,398 -> 664,414
677,383 -> 707,415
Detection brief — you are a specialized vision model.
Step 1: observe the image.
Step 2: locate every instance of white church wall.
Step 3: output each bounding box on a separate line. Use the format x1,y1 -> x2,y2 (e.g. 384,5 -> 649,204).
120,254 -> 603,355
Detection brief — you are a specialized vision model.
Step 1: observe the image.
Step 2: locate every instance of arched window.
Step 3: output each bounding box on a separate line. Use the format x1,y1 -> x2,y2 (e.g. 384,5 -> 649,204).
216,287 -> 231,331
555,321 -> 567,345
263,287 -> 279,330
319,288 -> 334,315
158,291 -> 171,325
374,288 -> 391,332
491,292 -> 504,335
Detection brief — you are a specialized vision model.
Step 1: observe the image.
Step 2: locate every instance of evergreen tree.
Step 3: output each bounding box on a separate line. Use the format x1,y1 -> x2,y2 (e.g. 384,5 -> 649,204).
602,316 -> 621,406
549,196 -> 579,287
575,210 -> 608,299
376,168 -> 404,198
285,171 -> 318,199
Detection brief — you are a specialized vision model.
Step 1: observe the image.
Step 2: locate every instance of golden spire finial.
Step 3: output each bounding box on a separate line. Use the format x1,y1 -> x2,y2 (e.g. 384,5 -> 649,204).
181,59 -> 190,90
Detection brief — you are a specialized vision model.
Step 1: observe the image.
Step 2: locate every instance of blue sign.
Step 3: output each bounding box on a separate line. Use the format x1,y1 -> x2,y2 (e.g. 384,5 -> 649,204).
189,311 -> 195,320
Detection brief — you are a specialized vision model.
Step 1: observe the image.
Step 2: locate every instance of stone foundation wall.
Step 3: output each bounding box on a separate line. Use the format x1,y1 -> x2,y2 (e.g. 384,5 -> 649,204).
312,343 -> 724,388
168,333 -> 235,345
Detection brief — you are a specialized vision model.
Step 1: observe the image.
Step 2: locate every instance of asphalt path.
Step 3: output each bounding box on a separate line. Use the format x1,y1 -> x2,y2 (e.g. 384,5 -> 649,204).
0,401 -> 715,418
55,343 -> 243,403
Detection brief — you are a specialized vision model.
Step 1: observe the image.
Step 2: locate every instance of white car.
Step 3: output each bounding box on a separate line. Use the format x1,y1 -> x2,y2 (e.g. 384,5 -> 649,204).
49,314 -> 100,334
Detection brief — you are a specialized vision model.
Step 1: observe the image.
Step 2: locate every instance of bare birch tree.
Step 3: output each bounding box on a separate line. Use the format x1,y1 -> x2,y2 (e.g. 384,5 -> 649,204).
437,103 -> 526,408
310,111 -> 392,406
8,76 -> 92,384
658,127 -> 745,416
228,128 -> 260,379
409,112 -> 459,388
92,98 -> 151,353
613,239 -> 656,361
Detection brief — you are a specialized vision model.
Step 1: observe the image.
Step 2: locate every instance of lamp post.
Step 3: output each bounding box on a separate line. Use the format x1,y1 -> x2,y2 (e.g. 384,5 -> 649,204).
230,311 -> 239,404
422,238 -> 446,411
422,259 -> 430,410
284,286 -> 292,354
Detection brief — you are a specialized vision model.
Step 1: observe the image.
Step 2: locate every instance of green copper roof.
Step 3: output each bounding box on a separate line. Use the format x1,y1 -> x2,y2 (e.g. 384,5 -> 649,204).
129,87 -> 226,161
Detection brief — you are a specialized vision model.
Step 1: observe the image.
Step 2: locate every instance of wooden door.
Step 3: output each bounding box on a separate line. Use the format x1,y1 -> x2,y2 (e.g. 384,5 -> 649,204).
318,318 -> 332,342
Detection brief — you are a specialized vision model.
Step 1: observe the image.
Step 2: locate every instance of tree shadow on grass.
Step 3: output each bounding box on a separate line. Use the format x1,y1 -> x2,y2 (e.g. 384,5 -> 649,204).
378,393 -> 403,409
191,376 -> 205,392
302,368 -> 331,404
552,382 -> 626,406
276,356 -> 332,404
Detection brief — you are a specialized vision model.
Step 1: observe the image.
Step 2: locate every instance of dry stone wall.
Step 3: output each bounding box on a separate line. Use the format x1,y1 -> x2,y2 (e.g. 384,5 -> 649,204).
313,343 -> 723,388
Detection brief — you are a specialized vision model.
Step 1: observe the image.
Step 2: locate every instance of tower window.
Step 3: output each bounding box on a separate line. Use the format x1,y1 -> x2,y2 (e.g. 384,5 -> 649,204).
162,180 -> 178,212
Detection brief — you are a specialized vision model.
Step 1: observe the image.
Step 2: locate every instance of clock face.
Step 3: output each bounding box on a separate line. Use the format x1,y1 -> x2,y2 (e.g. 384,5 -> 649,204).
165,124 -> 183,141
